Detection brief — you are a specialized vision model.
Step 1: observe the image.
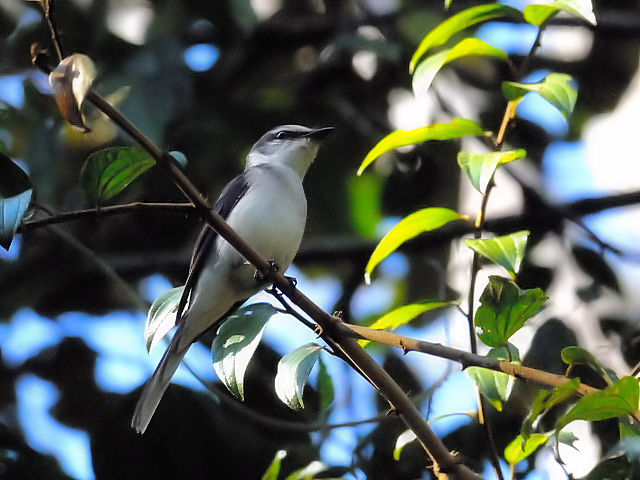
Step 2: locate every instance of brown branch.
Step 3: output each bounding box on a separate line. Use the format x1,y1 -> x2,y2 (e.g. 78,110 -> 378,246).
342,319 -> 640,425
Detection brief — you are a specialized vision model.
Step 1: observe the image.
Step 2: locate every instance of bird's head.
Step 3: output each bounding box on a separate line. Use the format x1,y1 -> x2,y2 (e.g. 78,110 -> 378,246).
246,125 -> 334,178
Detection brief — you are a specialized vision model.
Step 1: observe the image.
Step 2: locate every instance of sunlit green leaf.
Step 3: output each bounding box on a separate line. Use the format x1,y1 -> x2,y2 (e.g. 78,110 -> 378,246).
409,3 -> 522,72
412,38 -> 507,98
522,380 -> 581,439
145,285 -> 185,353
357,118 -> 483,175
261,450 -> 287,480
317,356 -> 335,410
48,53 -> 96,132
524,0 -> 596,27
502,73 -> 577,119
556,376 -> 640,434
212,303 -> 278,400
275,343 -> 323,410
79,146 -> 156,204
367,300 -> 456,332
0,153 -> 32,251
360,300 -> 457,347
466,366 -> 514,411
504,433 -> 549,465
365,207 -> 465,281
394,429 -> 417,460
457,149 -> 526,194
561,346 -> 616,386
284,460 -> 338,480
465,231 -> 530,278
475,276 -> 547,348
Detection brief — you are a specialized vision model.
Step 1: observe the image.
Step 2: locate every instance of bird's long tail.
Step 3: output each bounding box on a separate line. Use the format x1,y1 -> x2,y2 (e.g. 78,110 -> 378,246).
131,326 -> 190,434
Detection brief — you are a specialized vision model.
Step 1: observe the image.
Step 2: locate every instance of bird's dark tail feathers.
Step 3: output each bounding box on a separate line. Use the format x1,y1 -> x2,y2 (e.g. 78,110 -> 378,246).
131,327 -> 190,434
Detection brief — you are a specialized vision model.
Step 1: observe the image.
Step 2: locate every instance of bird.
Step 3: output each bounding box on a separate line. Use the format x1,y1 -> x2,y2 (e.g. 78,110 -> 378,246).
131,124 -> 334,434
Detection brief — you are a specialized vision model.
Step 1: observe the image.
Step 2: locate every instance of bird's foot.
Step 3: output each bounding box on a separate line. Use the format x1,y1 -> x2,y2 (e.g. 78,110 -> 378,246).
254,259 -> 279,283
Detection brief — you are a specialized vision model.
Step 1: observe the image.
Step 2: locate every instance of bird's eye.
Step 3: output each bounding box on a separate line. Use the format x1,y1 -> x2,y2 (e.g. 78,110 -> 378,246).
275,131 -> 292,140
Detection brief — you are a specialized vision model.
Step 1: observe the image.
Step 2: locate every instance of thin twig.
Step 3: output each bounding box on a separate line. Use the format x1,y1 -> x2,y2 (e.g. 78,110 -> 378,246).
20,202 -> 194,231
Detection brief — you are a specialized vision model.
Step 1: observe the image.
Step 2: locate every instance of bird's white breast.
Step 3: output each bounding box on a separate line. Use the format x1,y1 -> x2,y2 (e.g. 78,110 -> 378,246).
217,164 -> 307,292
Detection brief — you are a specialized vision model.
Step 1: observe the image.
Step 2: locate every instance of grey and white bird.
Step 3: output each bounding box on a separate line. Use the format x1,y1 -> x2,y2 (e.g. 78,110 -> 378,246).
131,125 -> 333,434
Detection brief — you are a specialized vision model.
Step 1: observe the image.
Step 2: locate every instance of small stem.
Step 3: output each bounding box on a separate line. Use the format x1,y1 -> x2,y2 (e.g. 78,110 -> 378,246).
43,1 -> 64,61
20,202 -> 194,231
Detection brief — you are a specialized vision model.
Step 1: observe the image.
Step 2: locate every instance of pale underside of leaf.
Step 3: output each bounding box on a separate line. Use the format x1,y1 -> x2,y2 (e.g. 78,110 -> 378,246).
145,286 -> 186,353
465,230 -> 530,278
502,73 -> 577,119
275,343 -> 323,410
524,0 -> 596,27
49,53 -> 96,132
213,303 -> 277,400
457,149 -> 526,194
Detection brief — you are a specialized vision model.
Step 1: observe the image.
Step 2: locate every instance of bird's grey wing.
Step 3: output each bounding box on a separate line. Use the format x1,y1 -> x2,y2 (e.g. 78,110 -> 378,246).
175,173 -> 251,325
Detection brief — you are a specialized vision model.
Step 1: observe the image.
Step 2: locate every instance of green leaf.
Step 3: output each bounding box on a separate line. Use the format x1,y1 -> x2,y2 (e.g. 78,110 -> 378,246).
466,366 -> 514,411
521,380 -> 581,439
79,146 -> 156,204
561,346 -> 616,385
275,343 -> 323,410
556,376 -> 640,434
409,3 -> 522,72
465,231 -> 530,279
145,286 -> 185,353
367,300 -> 456,332
412,38 -> 507,98
474,276 -> 547,348
365,207 -> 466,281
457,149 -> 526,194
0,153 -> 33,251
261,450 -> 287,480
357,118 -> 483,175
394,429 -> 417,460
360,300 -> 457,347
524,0 -> 596,27
284,460 -> 335,480
502,73 -> 577,119
317,356 -> 335,410
212,303 -> 278,400
504,433 -> 549,465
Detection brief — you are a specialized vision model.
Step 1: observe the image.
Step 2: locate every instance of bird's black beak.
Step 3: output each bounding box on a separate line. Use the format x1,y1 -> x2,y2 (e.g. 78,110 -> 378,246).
306,127 -> 335,142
